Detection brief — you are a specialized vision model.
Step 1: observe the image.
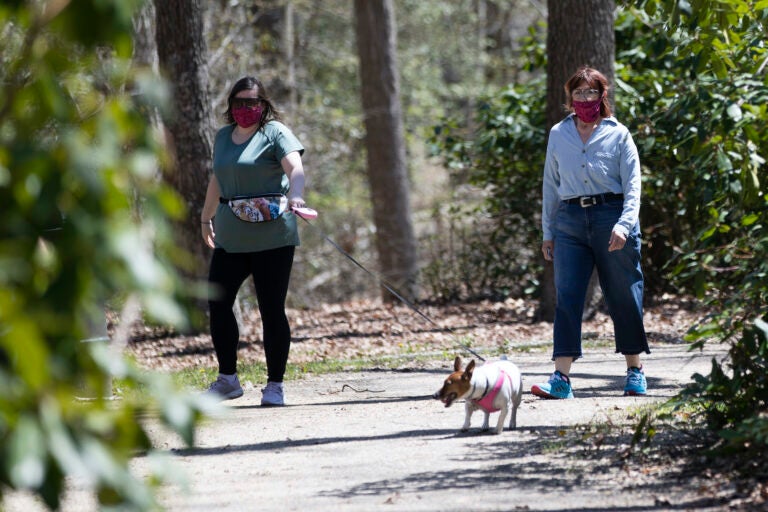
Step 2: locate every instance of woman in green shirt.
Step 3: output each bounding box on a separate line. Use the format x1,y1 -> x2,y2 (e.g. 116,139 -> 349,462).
200,76 -> 306,406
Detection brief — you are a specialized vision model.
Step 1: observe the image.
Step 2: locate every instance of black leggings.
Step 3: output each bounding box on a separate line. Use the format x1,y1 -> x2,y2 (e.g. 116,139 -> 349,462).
208,246 -> 295,381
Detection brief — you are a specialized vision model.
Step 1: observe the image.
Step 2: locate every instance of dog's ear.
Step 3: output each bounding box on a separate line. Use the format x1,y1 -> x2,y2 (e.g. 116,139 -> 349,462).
463,359 -> 475,379
453,356 -> 462,371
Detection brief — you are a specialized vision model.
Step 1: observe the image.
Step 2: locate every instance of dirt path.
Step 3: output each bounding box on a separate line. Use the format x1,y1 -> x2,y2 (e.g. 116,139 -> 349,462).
5,341 -> 737,511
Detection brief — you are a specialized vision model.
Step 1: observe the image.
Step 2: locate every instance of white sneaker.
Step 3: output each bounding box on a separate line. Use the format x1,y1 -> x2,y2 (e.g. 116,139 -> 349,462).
205,375 -> 244,401
261,381 -> 285,406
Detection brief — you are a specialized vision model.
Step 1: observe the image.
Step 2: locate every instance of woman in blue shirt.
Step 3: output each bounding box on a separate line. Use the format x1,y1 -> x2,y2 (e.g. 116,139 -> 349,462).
200,76 -> 306,406
532,67 -> 650,400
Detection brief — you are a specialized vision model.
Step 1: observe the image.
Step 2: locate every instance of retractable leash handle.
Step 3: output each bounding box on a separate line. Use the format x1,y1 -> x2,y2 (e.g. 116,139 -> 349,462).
293,206 -> 485,363
292,206 -> 318,219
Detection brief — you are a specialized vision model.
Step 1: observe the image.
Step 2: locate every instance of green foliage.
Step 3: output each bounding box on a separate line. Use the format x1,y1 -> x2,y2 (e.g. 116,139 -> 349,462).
621,0 -> 768,463
425,27 -> 547,301
676,320 -> 768,458
0,2 -> 214,509
615,0 -> 768,345
614,2 -> 768,307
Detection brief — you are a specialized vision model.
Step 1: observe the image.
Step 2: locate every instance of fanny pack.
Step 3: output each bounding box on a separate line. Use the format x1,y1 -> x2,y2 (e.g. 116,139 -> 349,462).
220,194 -> 288,223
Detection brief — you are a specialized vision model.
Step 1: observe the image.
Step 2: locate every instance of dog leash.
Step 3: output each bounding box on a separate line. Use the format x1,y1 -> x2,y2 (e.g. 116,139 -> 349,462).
293,208 -> 486,362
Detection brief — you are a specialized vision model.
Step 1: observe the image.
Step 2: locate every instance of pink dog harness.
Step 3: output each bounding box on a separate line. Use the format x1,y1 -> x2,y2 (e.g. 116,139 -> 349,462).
472,369 -> 510,413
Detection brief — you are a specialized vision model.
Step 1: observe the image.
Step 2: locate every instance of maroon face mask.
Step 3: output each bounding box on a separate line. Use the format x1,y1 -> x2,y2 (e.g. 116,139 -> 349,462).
572,99 -> 602,123
232,106 -> 263,128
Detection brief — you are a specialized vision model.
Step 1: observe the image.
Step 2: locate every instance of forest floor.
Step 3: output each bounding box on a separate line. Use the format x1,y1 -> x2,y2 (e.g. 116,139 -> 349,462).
4,297 -> 767,511
125,295 -> 705,372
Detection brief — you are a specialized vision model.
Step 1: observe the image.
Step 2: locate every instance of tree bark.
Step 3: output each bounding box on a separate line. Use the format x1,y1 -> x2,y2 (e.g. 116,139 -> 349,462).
539,0 -> 615,321
353,0 -> 418,302
131,0 -> 160,211
132,1 -> 157,72
284,1 -> 297,114
155,0 -> 214,282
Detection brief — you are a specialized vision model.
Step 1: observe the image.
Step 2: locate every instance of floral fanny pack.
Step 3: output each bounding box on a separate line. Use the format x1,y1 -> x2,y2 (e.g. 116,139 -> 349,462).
220,194 -> 288,223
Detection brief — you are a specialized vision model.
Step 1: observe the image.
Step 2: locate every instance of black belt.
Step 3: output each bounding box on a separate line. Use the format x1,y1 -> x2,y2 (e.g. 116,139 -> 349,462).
564,193 -> 623,207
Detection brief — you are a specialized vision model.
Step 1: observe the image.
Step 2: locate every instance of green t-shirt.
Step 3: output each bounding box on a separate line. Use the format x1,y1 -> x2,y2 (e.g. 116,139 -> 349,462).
212,120 -> 305,253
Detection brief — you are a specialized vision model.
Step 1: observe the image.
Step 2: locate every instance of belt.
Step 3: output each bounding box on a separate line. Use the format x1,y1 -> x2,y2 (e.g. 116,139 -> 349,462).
564,193 -> 624,207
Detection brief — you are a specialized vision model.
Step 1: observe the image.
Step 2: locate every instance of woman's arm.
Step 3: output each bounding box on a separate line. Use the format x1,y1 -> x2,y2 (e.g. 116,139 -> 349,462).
282,150 -> 306,208
201,175 -> 221,249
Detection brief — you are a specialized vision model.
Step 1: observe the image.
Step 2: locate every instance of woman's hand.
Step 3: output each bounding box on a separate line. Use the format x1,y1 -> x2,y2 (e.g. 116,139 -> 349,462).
202,221 -> 215,249
542,240 -> 554,261
288,196 -> 306,209
608,229 -> 626,252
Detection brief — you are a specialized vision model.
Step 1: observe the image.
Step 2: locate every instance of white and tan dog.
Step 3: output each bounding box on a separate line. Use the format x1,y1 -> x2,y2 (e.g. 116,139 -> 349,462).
433,356 -> 522,434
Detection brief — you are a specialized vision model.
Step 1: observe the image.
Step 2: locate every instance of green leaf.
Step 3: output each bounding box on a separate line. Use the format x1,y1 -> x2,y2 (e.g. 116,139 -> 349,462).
741,214 -> 759,226
756,318 -> 768,337
726,103 -> 743,121
716,150 -> 733,171
8,415 -> 46,488
701,225 -> 717,240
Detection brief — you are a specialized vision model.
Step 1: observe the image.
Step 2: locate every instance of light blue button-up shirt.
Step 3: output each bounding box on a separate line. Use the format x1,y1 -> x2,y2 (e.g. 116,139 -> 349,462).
541,114 -> 641,241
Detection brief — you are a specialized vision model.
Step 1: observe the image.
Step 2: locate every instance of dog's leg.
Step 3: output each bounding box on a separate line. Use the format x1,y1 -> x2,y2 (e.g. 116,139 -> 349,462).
508,400 -> 517,430
481,411 -> 491,431
509,373 -> 522,430
461,401 -> 473,432
495,403 -> 508,434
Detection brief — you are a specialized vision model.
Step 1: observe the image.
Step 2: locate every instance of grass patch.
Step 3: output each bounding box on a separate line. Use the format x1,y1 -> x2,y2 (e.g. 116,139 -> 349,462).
164,353 -> 444,394
115,332 -> 558,399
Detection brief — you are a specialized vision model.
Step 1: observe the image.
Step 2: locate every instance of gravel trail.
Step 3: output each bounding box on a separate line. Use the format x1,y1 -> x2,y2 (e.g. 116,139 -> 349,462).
4,342 -> 734,511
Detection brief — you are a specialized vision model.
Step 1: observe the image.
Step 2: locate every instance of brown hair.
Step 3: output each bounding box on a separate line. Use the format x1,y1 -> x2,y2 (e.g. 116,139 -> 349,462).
224,76 -> 281,130
564,66 -> 612,118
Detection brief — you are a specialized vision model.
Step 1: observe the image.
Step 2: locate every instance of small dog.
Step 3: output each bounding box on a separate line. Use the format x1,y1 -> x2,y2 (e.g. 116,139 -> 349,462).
433,356 -> 522,434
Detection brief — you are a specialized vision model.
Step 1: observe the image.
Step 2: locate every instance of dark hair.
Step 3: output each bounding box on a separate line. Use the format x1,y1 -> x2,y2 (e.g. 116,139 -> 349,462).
564,66 -> 612,118
224,76 -> 281,129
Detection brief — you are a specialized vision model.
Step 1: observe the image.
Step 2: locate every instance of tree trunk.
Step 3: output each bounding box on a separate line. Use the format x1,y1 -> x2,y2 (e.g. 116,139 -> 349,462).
546,0 -> 615,128
131,0 -> 160,208
284,1 -> 297,115
132,2 -> 157,73
539,0 -> 615,321
353,0 -> 418,303
155,0 -> 214,283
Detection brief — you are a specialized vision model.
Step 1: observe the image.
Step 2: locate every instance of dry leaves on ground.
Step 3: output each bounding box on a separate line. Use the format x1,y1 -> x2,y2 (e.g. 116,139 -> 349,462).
125,296 -> 706,372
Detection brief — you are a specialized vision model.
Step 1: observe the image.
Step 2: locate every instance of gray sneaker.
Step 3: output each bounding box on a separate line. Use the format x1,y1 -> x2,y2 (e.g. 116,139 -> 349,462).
261,381 -> 284,406
205,375 -> 244,401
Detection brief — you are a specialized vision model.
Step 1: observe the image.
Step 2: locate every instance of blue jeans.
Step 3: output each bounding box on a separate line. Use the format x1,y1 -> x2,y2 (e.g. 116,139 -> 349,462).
552,200 -> 649,360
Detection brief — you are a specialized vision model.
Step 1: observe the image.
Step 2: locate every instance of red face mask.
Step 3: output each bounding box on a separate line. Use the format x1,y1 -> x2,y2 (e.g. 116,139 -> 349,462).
232,106 -> 263,128
572,98 -> 602,123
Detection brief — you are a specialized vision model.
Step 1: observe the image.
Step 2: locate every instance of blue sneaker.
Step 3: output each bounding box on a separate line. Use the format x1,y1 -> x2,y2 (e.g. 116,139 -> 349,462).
531,370 -> 574,399
624,367 -> 647,396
